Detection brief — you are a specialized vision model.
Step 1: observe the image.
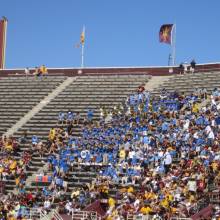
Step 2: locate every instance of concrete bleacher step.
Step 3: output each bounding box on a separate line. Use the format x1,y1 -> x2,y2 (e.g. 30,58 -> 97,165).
0,76 -> 68,136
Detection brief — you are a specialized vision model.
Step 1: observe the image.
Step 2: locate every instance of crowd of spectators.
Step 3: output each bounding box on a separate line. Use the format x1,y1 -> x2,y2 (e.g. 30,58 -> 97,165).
30,86 -> 219,219
0,135 -> 33,219
1,85 -> 220,219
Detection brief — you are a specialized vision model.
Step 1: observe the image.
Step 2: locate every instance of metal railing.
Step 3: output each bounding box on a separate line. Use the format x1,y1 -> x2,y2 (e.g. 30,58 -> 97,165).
40,209 -> 63,220
72,211 -> 101,220
209,191 -> 220,204
126,214 -> 192,220
170,218 -> 191,220
127,214 -> 160,220
40,209 -> 50,220
52,209 -> 63,220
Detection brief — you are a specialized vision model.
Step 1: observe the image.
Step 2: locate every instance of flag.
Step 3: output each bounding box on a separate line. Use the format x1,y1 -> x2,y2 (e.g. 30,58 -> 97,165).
80,26 -> 85,45
0,17 -> 7,69
75,26 -> 85,48
159,24 -> 173,44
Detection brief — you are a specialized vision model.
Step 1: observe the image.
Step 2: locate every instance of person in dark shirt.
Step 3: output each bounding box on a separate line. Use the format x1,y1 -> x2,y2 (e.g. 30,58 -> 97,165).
190,59 -> 196,73
191,59 -> 196,68
179,63 -> 184,74
19,130 -> 28,144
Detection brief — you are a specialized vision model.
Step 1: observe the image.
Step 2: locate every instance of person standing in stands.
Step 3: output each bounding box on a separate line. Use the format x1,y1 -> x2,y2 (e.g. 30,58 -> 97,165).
40,64 -> 48,77
190,59 -> 196,74
179,63 -> 184,74
24,67 -> 30,78
163,149 -> 172,174
183,62 -> 188,74
33,66 -> 43,79
33,67 -> 39,77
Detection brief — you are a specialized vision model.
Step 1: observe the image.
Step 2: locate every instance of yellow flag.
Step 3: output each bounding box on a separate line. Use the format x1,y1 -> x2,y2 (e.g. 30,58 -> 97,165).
80,26 -> 85,45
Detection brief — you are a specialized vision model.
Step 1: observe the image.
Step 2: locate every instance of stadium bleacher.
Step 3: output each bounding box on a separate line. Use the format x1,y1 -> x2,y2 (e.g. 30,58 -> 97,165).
0,67 -> 220,220
0,76 -> 67,136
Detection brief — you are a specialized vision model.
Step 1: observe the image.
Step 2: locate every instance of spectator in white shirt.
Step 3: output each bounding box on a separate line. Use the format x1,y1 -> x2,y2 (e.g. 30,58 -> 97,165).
65,201 -> 73,215
163,150 -> 172,174
187,177 -> 197,193
205,125 -> 212,134
128,149 -> 135,159
24,67 -> 30,77
44,199 -> 51,211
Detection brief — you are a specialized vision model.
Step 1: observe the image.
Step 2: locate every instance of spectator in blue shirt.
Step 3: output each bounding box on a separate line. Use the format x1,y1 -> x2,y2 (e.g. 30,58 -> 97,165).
58,112 -> 65,124
67,110 -> 74,123
87,109 -> 94,122
32,135 -> 38,146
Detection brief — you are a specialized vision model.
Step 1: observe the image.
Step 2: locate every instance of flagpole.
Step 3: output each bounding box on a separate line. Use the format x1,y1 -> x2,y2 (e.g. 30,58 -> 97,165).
81,25 -> 85,68
3,17 -> 8,69
81,43 -> 84,68
172,24 -> 176,65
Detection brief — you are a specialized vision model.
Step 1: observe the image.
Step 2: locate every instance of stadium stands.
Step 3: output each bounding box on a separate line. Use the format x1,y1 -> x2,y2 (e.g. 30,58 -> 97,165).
0,68 -> 220,220
0,74 -> 150,211
10,74 -> 149,181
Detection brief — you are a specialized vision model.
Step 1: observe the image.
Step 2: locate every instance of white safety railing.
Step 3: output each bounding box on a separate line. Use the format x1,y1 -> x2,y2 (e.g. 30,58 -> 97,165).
40,209 -> 50,220
170,218 -> 191,220
72,211 -> 101,220
52,209 -> 63,220
127,214 -> 160,220
40,209 -> 63,220
127,215 -> 191,220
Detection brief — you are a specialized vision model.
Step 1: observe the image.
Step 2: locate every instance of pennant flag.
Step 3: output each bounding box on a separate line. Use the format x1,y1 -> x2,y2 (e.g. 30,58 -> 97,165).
0,17 -> 7,69
75,26 -> 85,48
80,26 -> 85,45
159,24 -> 173,44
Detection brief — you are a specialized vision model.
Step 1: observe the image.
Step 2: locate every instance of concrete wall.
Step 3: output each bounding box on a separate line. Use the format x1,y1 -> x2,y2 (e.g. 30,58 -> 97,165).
0,63 -> 220,77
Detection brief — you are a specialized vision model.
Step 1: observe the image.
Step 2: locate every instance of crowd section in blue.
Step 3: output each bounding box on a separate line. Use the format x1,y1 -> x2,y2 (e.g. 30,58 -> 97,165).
36,87 -> 219,219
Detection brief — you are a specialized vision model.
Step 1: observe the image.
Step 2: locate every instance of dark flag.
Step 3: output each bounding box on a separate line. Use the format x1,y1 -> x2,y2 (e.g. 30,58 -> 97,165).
159,24 -> 173,44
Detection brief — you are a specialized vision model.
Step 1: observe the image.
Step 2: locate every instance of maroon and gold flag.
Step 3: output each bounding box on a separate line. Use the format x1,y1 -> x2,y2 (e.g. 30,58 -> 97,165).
0,17 -> 7,69
159,24 -> 173,44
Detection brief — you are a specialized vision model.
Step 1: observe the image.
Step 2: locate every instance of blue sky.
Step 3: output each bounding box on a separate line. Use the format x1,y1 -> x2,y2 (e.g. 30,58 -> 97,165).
1,0 -> 220,68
